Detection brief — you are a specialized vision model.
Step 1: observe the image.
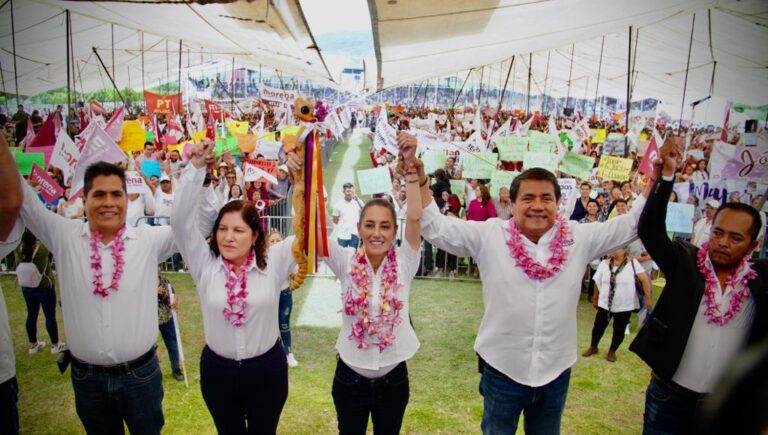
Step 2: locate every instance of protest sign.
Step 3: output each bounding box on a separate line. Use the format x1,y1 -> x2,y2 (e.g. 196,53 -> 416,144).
226,120 -> 249,135
192,131 -> 207,143
709,140 -> 768,180
461,152 -> 498,179
665,203 -> 695,233
125,171 -> 149,195
523,152 -> 558,173
235,134 -> 258,154
560,152 -> 595,179
558,178 -> 577,205
141,160 -> 162,179
603,133 -> 627,156
449,180 -> 466,203
15,152 -> 46,176
490,170 -> 518,198
496,136 -> 527,161
597,156 -> 633,181
30,164 -> 64,203
257,141 -> 281,160
528,135 -> 556,153
244,159 -> 278,182
145,131 -> 154,143
260,85 -> 298,110
591,129 -> 607,144
422,150 -> 447,175
244,162 -> 278,184
215,136 -> 240,157
356,166 -> 392,195
144,91 -> 182,114
119,120 -> 146,153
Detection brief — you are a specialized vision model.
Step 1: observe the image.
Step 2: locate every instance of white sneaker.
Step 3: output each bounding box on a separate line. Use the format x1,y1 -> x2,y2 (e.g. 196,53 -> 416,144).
51,342 -> 67,354
286,353 -> 298,368
625,324 -> 631,336
29,341 -> 45,354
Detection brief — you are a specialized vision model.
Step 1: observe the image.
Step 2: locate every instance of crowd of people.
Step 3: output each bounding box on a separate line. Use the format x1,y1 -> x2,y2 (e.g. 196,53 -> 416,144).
0,95 -> 766,435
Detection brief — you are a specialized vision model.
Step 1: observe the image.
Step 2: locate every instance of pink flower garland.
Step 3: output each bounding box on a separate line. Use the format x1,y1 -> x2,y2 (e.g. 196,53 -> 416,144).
222,251 -> 255,327
89,225 -> 127,298
696,242 -> 757,326
505,215 -> 572,281
343,248 -> 404,351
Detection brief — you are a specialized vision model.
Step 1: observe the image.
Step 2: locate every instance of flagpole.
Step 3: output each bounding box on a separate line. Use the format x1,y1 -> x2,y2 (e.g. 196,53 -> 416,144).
66,9 -> 71,112
593,36 -> 605,118
526,53 -> 532,116
624,26 -> 632,158
678,14 -> 696,136
177,40 -> 183,115
10,0 -> 20,106
166,283 -> 188,388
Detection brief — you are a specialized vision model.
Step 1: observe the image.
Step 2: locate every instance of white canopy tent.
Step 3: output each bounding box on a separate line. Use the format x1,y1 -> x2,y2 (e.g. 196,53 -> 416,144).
369,0 -> 768,122
0,0 -> 335,98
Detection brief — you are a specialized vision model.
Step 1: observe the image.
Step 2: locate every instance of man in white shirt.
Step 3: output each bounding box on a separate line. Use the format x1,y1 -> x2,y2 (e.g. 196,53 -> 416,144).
17,160 -> 177,434
332,182 -> 364,248
154,173 -> 175,224
0,133 -> 23,435
691,199 -> 718,247
398,132 -> 653,434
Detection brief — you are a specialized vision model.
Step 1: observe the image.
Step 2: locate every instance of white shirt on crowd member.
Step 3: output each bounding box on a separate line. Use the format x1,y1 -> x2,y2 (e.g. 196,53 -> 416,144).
0,220 -> 23,384
154,189 -> 175,218
322,239 -> 421,378
592,257 -> 645,312
420,194 -> 646,387
18,175 -> 177,365
127,190 -> 155,227
332,197 -> 363,240
58,197 -> 84,219
172,165 -> 297,360
691,216 -> 712,248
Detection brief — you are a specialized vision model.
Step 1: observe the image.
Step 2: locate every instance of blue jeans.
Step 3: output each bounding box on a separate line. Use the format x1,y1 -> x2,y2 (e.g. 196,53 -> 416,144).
71,354 -> 164,435
158,319 -> 181,371
21,286 -> 58,344
337,235 -> 360,249
479,365 -> 571,435
643,376 -> 705,435
278,288 -> 293,354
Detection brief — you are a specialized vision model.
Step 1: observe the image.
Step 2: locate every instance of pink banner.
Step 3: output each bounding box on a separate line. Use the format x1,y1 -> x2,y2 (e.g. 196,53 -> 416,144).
30,164 -> 64,204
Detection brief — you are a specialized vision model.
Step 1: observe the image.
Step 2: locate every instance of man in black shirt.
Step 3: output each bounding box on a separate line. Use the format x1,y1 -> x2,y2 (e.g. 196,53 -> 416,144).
11,105 -> 29,145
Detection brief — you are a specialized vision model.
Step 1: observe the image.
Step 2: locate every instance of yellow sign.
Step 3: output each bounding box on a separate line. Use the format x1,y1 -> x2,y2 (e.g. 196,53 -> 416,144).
119,120 -> 147,153
235,134 -> 258,154
226,120 -> 249,135
591,128 -> 607,144
278,125 -> 301,137
597,156 -> 634,181
192,131 -> 207,143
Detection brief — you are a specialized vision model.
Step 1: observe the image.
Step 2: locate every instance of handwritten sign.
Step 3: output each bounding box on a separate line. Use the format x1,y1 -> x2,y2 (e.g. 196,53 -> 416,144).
357,166 -> 392,195
461,152 -> 498,179
528,135 -> 556,153
603,133 -> 627,156
597,155 -> 634,181
560,152 -> 595,179
496,136 -> 527,161
15,152 -> 45,176
450,179 -> 466,203
422,150 -> 447,175
523,152 -> 558,173
490,170 -> 519,199
30,164 -> 63,203
665,203 -> 695,233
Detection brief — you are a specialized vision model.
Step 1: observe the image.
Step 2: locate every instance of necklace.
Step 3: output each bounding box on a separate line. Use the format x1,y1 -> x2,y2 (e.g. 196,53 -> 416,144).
696,242 -> 757,326
89,226 -> 126,298
222,251 -> 255,327
505,215 -> 572,281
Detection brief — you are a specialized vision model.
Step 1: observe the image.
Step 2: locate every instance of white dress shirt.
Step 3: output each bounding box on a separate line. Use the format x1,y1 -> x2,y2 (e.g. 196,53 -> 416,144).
323,240 -> 421,377
672,268 -> 755,393
0,220 -> 23,383
19,176 -> 177,365
172,165 -> 297,360
421,195 -> 646,387
593,258 -> 644,312
332,198 -> 362,240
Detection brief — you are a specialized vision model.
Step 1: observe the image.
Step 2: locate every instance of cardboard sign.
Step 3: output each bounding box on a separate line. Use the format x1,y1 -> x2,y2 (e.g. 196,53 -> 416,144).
357,166 -> 392,195
496,136 -> 528,161
30,164 -> 64,203
125,171 -> 149,195
665,203 -> 695,233
523,152 -> 558,173
490,170 -> 519,199
560,152 -> 595,180
597,155 -> 634,181
15,152 -> 46,176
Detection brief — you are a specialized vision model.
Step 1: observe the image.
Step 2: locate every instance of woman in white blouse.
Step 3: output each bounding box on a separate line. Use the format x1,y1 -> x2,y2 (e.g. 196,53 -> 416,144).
582,246 -> 652,362
322,153 -> 423,434
171,141 -> 298,434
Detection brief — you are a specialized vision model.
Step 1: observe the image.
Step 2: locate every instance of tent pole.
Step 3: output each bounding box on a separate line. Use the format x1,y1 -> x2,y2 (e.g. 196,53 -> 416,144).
177,40 -> 182,114
141,32 -> 145,93
111,24 -> 116,107
593,36 -> 605,118
0,58 -> 7,113
526,53 -> 532,116
478,66 -> 484,106
542,51 -> 550,115
92,47 -> 127,107
583,76 -> 589,114
69,13 -> 79,98
566,44 -> 575,114
66,9 -> 71,112
624,26 -> 632,157
496,56 -> 515,121
166,39 -> 170,94
678,14 -> 696,136
10,0 -> 19,105
452,69 -> 473,109
630,29 -> 640,100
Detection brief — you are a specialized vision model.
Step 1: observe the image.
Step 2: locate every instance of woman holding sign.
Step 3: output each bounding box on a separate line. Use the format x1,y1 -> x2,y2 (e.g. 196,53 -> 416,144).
171,140 -> 299,434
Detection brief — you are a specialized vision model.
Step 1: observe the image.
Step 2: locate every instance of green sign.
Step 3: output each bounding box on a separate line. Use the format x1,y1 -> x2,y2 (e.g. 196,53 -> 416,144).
145,131 -> 154,143
449,179 -> 466,204
528,135 -> 557,153
523,152 -> 558,173
461,152 -> 498,180
422,150 -> 447,175
496,136 -> 527,161
559,152 -> 595,180
215,136 -> 241,157
357,166 -> 392,196
490,170 -> 519,199
15,152 -> 46,176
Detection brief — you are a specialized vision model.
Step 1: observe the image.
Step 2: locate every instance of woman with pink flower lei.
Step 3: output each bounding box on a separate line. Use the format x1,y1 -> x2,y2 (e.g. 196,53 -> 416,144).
319,131 -> 424,435
171,140 -> 300,434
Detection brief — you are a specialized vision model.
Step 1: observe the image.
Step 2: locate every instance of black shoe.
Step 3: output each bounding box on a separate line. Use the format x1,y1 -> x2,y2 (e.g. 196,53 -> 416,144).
172,369 -> 185,381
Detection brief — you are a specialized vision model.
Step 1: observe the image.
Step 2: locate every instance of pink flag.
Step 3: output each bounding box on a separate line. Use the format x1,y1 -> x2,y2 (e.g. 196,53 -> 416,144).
638,132 -> 660,175
70,125 -> 127,195
30,164 -> 64,204
104,106 -> 125,143
720,101 -> 730,142
19,118 -> 35,148
27,115 -> 58,165
53,112 -> 62,137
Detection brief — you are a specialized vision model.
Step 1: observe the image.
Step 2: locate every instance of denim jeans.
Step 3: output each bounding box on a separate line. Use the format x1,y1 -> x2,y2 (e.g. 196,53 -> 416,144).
0,377 -> 19,435
21,285 -> 59,344
479,365 -> 571,435
278,289 -> 293,354
643,376 -> 705,435
158,319 -> 180,371
332,358 -> 409,435
71,354 -> 164,435
337,235 -> 360,249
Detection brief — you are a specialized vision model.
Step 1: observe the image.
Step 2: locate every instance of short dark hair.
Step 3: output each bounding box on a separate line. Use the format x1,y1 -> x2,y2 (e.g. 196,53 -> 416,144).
613,198 -> 628,206
620,181 -> 631,189
587,199 -> 599,207
509,168 -> 561,202
360,198 -> 397,227
208,200 -> 268,270
144,142 -> 154,149
713,203 -> 762,242
580,181 -> 592,189
342,182 -> 354,189
84,162 -> 126,196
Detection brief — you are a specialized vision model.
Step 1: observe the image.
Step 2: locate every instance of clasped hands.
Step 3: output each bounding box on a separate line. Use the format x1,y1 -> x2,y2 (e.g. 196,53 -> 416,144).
396,131 -> 424,184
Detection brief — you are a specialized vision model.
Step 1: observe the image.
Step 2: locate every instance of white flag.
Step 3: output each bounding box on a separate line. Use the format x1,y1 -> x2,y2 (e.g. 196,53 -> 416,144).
50,129 -> 80,180
373,107 -> 398,156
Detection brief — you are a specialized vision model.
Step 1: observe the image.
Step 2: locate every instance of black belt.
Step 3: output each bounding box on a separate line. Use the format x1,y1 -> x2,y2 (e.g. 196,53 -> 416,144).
651,372 -> 706,401
71,346 -> 157,376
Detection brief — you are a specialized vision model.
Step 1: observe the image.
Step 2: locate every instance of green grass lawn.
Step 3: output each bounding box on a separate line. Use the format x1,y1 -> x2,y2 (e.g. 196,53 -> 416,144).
2,274 -> 660,434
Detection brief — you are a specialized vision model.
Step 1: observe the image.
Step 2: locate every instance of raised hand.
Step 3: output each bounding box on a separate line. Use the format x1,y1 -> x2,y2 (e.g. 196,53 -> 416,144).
189,140 -> 214,169
397,130 -> 417,164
